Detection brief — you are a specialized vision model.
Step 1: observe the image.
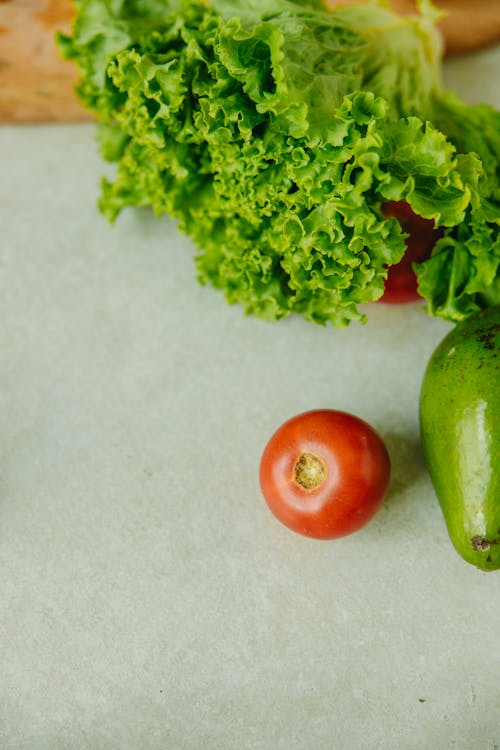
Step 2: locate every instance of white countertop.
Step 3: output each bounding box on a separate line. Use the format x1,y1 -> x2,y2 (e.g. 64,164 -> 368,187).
1,47 -> 499,750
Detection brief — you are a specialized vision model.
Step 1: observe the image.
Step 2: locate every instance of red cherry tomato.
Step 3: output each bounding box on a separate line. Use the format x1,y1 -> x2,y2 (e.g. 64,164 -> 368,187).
379,201 -> 442,304
259,410 -> 391,540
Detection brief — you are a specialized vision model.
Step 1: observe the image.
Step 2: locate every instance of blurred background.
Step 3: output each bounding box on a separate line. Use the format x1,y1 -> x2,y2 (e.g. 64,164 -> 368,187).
1,0 -> 500,123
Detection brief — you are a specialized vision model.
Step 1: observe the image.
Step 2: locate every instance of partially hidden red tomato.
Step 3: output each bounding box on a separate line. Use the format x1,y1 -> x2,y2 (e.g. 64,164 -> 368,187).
259,409 -> 391,540
379,201 -> 443,304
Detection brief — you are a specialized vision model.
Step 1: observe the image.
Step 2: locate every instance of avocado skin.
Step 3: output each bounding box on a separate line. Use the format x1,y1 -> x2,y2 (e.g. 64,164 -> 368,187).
419,306 -> 500,571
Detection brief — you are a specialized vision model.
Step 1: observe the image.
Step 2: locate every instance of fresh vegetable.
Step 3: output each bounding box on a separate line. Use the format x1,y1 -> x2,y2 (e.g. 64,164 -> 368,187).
259,409 -> 391,539
58,0 -> 500,327
378,201 -> 442,304
419,306 -> 500,571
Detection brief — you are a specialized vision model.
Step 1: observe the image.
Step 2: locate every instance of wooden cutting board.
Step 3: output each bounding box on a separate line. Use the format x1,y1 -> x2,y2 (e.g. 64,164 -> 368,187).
0,0 -> 92,122
1,0 -> 499,123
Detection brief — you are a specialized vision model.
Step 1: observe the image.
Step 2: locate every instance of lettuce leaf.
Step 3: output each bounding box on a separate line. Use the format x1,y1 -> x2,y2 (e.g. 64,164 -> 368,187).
58,0 -> 500,325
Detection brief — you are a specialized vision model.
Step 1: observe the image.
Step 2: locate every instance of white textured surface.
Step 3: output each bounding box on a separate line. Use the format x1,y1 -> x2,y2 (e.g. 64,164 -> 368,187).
1,47 -> 500,750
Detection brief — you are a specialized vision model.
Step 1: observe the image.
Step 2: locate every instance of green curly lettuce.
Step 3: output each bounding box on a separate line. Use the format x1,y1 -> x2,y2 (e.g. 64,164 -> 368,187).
58,0 -> 500,326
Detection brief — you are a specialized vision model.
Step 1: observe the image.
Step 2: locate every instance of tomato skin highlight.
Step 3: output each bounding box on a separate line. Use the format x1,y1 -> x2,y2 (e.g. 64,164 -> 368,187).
379,201 -> 442,304
259,410 -> 391,540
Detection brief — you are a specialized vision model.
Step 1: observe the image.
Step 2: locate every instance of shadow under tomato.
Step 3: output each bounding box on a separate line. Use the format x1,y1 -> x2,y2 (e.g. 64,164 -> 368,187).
382,428 -> 428,507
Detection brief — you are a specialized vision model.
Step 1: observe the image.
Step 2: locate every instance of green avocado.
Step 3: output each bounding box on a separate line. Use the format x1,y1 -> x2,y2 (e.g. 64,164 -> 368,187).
419,306 -> 500,571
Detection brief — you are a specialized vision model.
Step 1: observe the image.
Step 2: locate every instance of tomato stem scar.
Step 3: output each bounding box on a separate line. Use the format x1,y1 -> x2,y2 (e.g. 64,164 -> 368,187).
293,451 -> 327,491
